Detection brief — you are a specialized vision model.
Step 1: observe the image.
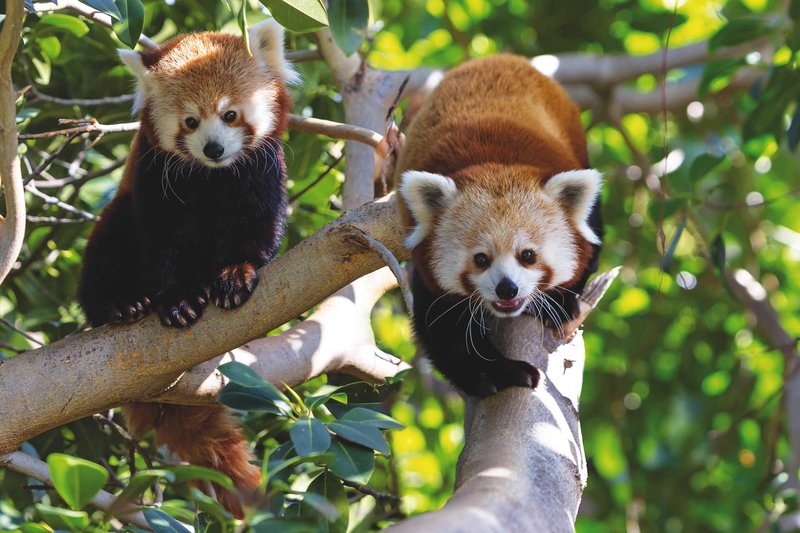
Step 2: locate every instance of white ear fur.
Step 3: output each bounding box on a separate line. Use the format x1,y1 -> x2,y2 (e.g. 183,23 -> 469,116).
248,18 -> 300,85
399,171 -> 459,249
118,49 -> 151,116
544,169 -> 602,245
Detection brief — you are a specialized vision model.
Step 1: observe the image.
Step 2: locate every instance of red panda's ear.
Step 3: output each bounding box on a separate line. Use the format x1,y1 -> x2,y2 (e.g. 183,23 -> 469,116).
118,49 -> 151,115
399,171 -> 459,249
248,19 -> 300,85
544,169 -> 602,244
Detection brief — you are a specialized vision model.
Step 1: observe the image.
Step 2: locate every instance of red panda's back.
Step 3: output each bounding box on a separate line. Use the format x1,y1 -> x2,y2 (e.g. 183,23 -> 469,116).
397,54 -> 587,181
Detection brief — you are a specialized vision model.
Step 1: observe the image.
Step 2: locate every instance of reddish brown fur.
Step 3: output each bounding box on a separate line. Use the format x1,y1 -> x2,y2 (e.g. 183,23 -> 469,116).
124,404 -> 260,518
396,54 -> 593,290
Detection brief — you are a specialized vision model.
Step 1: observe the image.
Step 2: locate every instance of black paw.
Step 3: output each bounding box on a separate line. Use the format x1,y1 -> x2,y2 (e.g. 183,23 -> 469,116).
471,359 -> 540,397
105,297 -> 151,324
211,263 -> 259,310
157,293 -> 207,328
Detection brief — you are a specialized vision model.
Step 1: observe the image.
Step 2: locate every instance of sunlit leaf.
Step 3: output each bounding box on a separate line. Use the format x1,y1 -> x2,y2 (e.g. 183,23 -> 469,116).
35,504 -> 88,533
38,14 -> 90,37
46,453 -> 109,511
168,464 -> 234,490
261,0 -> 328,32
143,507 -> 192,533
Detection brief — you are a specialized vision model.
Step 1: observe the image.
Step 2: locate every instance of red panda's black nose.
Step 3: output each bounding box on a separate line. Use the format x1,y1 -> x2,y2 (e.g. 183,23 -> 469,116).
203,142 -> 225,160
495,278 -> 518,300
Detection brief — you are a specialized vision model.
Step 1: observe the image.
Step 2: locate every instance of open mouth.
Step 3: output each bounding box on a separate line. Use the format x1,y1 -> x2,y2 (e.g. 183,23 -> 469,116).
491,298 -> 525,314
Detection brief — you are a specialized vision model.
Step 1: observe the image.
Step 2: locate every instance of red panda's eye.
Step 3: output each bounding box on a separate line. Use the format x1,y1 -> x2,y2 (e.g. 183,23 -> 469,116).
185,117 -> 199,129
223,111 -> 237,123
473,253 -> 490,268
520,249 -> 536,265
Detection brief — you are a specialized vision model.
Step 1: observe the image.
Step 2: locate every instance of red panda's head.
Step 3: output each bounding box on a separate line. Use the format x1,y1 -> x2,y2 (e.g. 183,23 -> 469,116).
118,19 -> 298,168
399,165 -> 602,317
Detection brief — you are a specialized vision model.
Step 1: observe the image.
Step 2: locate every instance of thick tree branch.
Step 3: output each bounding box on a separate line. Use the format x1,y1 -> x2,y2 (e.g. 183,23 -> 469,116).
0,0 -> 26,287
389,269 -> 619,533
0,194 -> 408,454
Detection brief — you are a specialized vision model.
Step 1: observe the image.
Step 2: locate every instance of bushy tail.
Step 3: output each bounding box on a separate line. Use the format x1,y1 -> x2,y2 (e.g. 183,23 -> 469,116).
123,403 -> 261,518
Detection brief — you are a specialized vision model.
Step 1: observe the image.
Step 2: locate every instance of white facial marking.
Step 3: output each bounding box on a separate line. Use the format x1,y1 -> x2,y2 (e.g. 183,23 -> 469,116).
184,116 -> 245,168
218,97 -> 230,113
241,87 -> 278,139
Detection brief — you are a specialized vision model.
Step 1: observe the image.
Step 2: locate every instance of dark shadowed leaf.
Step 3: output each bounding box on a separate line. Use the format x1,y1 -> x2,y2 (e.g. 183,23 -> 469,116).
261,0 -> 328,32
328,0 -> 369,56
219,361 -> 291,404
83,0 -> 122,20
327,438 -> 374,483
327,420 -> 389,455
712,234 -> 726,274
291,417 -> 332,456
660,215 -> 685,272
698,58 -> 745,97
113,0 -> 145,48
788,104 -> 800,152
689,154 -> 726,182
217,382 -> 288,413
300,472 -> 349,532
709,16 -> 774,51
341,407 -> 404,429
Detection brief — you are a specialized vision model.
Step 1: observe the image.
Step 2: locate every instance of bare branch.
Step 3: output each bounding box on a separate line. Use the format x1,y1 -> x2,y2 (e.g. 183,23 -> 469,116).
25,182 -> 99,221
18,121 -> 140,140
0,0 -> 26,287
28,88 -> 136,107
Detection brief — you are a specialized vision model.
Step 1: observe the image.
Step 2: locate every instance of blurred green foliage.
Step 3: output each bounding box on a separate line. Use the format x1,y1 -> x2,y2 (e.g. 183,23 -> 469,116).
2,0 -> 800,531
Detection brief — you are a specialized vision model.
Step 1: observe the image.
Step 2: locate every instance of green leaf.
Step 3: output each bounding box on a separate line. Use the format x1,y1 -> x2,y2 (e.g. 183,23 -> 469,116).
709,16 -> 774,51
35,504 -> 89,533
689,154 -> 726,182
143,507 -> 192,533
261,0 -> 329,33
18,522 -> 55,533
328,420 -> 389,455
217,382 -> 289,414
238,0 -> 250,56
302,472 -> 349,532
327,438 -> 374,483
250,519 -> 319,533
698,58 -> 745,98
46,453 -> 109,511
38,14 -> 90,37
629,10 -> 687,33
789,104 -> 800,152
328,0 -> 369,56
711,234 -> 726,274
291,417 -> 332,456
219,361 -> 291,404
113,0 -> 145,49
340,407 -> 404,429
82,0 -> 122,20
660,215 -> 685,272
110,469 -> 174,514
168,464 -> 234,490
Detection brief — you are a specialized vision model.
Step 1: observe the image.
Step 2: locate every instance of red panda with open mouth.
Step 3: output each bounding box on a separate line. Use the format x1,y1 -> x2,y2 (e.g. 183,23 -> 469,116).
396,54 -> 603,397
76,20 -> 297,517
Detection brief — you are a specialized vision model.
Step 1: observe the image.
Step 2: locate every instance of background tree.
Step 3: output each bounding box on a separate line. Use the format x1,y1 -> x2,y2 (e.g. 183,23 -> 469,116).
1,0 -> 799,531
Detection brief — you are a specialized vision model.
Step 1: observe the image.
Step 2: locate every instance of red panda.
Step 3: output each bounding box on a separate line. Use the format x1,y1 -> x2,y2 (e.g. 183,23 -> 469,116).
396,54 -> 603,397
77,20 -> 297,516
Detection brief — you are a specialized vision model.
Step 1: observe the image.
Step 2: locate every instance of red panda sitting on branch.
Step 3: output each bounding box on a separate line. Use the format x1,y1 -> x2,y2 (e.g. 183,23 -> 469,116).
396,55 -> 603,397
77,20 -> 297,516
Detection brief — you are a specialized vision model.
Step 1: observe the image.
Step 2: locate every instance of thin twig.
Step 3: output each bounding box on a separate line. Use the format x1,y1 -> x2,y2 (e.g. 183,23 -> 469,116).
23,133 -> 80,184
28,87 -> 135,107
27,215 -> 88,224
93,413 -> 164,506
0,317 -> 44,346
25,183 -> 99,221
18,121 -> 140,140
342,479 -> 401,503
289,154 -> 344,203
